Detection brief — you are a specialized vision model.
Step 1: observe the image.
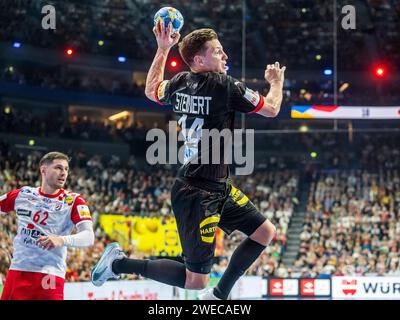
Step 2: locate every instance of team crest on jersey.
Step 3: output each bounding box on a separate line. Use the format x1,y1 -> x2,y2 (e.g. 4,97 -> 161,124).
54,204 -> 62,211
64,195 -> 74,206
157,80 -> 169,101
243,87 -> 260,107
77,205 -> 91,218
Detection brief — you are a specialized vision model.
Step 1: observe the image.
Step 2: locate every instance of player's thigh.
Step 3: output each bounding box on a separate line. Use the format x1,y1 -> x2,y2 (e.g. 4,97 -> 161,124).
219,185 -> 266,236
171,179 -> 221,273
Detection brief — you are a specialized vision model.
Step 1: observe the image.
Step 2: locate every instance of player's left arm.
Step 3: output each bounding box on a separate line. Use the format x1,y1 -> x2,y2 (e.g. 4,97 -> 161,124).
0,189 -> 20,214
37,196 -> 95,250
145,20 -> 180,102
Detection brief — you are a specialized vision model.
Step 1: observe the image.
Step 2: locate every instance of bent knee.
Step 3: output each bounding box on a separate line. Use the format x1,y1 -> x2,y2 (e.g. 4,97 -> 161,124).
185,270 -> 209,290
250,220 -> 276,246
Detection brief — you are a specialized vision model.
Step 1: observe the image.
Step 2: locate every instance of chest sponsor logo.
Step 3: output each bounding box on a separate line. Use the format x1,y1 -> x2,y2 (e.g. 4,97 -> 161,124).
36,203 -> 52,211
21,226 -> 46,239
42,197 -> 52,204
16,209 -> 32,217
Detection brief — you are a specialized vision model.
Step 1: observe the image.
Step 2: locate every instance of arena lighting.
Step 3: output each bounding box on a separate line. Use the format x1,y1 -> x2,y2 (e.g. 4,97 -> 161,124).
315,54 -> 322,61
299,125 -> 309,132
374,66 -> 386,78
4,105 -> 12,114
13,42 -> 21,48
28,139 -> 35,146
170,59 -> 178,68
108,111 -> 130,121
339,82 -> 350,92
310,152 -> 318,158
65,48 -> 74,56
98,40 -> 104,46
324,69 -> 333,76
118,56 -> 126,63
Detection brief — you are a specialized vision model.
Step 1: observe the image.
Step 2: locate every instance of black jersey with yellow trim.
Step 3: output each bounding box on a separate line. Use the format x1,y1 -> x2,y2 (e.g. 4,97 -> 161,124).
155,71 -> 264,182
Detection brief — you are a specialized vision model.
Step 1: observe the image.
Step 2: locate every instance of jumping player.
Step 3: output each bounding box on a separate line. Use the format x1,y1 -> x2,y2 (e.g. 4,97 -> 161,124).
0,152 -> 94,300
91,20 -> 285,300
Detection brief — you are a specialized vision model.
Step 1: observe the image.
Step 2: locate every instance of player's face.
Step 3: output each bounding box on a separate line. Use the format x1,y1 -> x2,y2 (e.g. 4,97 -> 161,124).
202,40 -> 228,74
41,159 -> 69,190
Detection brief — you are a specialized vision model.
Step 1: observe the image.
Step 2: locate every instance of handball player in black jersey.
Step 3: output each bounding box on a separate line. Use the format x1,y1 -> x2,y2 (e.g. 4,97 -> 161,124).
91,20 -> 285,300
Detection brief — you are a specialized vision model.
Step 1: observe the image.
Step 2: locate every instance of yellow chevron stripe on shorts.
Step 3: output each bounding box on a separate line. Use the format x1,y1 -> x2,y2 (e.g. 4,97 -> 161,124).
199,216 -> 220,229
230,185 -> 249,206
200,235 -> 215,244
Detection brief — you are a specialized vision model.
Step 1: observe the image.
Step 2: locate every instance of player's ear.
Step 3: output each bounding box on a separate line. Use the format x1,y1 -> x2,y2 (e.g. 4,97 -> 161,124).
193,55 -> 204,66
40,165 -> 46,176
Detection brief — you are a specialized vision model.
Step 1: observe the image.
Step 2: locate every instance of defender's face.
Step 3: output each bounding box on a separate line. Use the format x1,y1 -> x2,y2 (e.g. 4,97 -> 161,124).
200,39 -> 228,74
41,159 -> 69,190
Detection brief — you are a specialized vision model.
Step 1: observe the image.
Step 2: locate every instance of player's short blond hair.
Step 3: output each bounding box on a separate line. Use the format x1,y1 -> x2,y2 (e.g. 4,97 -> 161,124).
178,28 -> 218,66
39,151 -> 70,167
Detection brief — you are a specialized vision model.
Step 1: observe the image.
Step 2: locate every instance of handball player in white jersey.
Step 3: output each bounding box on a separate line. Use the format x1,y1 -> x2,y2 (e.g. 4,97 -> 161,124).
0,152 -> 94,300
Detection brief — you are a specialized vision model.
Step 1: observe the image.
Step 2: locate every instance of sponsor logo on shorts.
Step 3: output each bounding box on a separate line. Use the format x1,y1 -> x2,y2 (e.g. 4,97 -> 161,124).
199,216 -> 220,243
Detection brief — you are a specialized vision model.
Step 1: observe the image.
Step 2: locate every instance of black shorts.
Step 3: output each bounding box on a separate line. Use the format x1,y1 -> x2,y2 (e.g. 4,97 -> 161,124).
171,177 -> 266,274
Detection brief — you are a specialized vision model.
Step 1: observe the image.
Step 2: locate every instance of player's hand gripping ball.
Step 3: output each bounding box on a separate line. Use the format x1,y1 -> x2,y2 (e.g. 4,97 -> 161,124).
153,7 -> 184,34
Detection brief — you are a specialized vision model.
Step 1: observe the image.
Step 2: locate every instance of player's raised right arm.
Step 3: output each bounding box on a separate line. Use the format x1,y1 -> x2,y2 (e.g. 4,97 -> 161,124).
145,20 -> 181,102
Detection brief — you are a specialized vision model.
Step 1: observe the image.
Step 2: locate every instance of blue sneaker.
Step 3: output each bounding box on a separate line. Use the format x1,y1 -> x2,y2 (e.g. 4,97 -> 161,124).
91,242 -> 126,287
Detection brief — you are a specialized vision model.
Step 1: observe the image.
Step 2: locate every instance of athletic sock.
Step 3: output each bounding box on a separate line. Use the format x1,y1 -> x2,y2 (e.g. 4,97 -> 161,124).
213,238 -> 266,299
112,258 -> 187,288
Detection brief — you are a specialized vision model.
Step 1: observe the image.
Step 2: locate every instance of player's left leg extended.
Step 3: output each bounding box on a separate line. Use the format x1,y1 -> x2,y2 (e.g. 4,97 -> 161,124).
91,242 -> 187,288
213,185 -> 276,300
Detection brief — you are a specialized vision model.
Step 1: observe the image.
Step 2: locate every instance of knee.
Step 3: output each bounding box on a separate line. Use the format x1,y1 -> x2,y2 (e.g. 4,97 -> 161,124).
250,220 -> 276,246
184,271 -> 209,290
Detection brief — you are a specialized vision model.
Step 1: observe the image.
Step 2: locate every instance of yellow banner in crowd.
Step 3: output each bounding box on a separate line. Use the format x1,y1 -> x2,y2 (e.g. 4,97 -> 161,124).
99,215 -> 182,256
99,215 -> 224,257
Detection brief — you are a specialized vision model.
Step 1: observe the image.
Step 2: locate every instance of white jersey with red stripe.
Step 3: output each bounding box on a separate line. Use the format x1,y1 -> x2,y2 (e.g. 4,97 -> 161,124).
0,186 -> 92,279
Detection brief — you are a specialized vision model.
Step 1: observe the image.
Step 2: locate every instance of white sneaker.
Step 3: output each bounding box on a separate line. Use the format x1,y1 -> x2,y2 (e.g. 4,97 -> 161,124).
197,288 -> 222,300
91,242 -> 126,287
